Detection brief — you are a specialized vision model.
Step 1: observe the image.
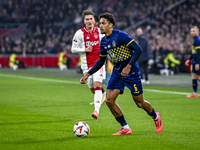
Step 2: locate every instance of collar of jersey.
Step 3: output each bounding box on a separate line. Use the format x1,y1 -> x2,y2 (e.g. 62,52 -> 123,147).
83,26 -> 96,33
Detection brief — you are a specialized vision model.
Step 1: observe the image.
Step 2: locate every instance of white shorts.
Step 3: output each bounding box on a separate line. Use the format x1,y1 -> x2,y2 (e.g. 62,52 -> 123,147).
83,65 -> 105,88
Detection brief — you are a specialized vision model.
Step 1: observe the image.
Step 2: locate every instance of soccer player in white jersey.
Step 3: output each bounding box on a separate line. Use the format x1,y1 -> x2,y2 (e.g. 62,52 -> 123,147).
71,10 -> 105,119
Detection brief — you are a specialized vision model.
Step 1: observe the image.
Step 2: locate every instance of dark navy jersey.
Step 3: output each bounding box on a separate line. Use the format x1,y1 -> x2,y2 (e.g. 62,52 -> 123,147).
191,35 -> 200,64
100,30 -> 140,77
191,35 -> 200,74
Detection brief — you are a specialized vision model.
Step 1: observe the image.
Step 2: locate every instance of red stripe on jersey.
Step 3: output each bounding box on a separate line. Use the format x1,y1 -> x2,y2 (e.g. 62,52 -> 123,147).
94,87 -> 102,91
81,26 -> 100,68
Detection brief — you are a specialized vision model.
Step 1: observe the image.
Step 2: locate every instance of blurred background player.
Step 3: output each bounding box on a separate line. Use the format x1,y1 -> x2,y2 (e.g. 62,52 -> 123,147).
163,44 -> 180,75
9,53 -> 25,70
136,28 -> 154,84
185,26 -> 200,98
58,50 -> 67,71
71,10 -> 106,119
76,15 -> 100,75
90,14 -> 106,105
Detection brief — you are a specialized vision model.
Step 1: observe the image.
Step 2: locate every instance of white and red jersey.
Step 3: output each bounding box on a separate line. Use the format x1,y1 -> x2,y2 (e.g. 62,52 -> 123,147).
71,26 -> 105,71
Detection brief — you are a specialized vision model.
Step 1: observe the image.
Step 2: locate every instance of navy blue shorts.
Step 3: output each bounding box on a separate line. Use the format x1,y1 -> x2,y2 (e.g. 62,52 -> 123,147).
107,73 -> 143,96
191,62 -> 200,75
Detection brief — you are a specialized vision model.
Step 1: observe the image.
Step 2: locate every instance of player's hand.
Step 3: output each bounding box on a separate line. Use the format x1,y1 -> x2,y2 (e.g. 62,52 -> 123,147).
85,45 -> 92,52
80,73 -> 90,84
185,59 -> 190,66
121,64 -> 131,76
195,64 -> 200,71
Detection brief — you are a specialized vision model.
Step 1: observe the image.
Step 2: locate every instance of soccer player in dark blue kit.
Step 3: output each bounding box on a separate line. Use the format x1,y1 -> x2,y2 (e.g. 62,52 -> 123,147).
80,12 -> 163,135
185,26 -> 200,98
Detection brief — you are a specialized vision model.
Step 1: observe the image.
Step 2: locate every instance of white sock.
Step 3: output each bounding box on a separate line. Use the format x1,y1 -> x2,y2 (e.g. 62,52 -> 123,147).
154,115 -> 158,121
193,92 -> 198,95
94,89 -> 102,114
122,124 -> 130,129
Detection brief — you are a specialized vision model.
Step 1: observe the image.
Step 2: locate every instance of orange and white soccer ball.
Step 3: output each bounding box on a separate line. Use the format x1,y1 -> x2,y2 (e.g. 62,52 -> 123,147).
73,121 -> 90,137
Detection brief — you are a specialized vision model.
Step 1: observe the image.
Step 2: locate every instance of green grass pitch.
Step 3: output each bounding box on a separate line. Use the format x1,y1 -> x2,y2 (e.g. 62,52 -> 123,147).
0,69 -> 200,150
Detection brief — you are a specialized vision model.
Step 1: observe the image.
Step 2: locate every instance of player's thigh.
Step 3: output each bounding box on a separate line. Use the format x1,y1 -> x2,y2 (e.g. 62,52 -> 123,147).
106,89 -> 121,102
86,77 -> 95,93
86,75 -> 93,88
132,94 -> 144,104
191,63 -> 200,77
87,72 -> 104,89
191,73 -> 199,79
93,66 -> 105,84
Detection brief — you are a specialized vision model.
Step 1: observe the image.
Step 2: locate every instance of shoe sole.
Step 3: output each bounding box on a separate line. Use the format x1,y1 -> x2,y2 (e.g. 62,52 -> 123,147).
113,131 -> 132,135
91,114 -> 98,119
186,96 -> 198,98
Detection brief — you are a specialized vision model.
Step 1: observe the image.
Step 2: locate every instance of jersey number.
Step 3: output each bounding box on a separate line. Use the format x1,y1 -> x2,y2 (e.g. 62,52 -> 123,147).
134,84 -> 138,91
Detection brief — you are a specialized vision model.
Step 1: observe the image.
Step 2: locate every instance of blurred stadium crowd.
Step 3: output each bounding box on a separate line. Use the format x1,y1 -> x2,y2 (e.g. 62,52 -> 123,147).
0,0 -> 199,63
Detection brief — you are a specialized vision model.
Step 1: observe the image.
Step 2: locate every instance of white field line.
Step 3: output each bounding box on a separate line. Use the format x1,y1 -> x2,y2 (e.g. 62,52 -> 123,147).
0,73 -> 190,95
143,89 -> 190,95
0,73 -> 80,84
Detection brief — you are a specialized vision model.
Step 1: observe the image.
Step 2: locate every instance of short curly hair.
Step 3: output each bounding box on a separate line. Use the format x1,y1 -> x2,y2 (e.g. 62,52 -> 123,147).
100,12 -> 116,27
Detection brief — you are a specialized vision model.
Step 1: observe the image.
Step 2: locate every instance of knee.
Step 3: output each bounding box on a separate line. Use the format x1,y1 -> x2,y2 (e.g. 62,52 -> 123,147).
135,101 -> 143,108
94,82 -> 102,88
106,98 -> 115,106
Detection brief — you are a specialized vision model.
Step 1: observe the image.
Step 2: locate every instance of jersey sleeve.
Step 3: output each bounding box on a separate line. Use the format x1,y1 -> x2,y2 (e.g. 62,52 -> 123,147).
99,40 -> 108,57
119,31 -> 135,47
194,38 -> 200,64
117,31 -> 143,66
71,29 -> 85,53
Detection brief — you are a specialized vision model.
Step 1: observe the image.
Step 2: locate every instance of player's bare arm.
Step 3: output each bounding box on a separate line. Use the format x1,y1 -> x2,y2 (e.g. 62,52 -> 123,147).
80,73 -> 90,84
185,59 -> 190,66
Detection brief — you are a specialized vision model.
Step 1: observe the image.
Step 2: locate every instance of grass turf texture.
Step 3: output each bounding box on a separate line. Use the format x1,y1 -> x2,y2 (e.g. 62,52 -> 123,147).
0,68 -> 200,150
